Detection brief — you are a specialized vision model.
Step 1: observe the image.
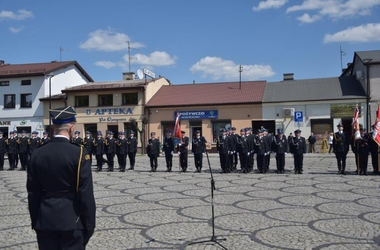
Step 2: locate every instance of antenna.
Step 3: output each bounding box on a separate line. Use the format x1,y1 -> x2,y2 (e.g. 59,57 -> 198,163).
127,41 -> 131,72
60,46 -> 68,61
340,45 -> 346,72
239,65 -> 243,90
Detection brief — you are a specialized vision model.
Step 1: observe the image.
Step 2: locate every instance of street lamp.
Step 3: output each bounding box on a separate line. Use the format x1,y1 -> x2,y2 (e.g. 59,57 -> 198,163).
363,59 -> 372,130
46,74 -> 54,137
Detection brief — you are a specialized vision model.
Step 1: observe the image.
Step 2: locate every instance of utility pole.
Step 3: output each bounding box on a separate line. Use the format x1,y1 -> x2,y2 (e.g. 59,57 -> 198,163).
340,45 -> 346,72
127,41 -> 131,72
239,65 -> 243,89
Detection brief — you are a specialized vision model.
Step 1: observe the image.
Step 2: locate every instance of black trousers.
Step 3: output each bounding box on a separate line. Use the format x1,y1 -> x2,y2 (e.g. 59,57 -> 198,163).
96,154 -> 103,170
359,153 -> 369,174
219,152 -> 228,171
275,153 -> 285,172
149,155 -> 158,169
19,152 -> 28,170
35,229 -> 86,250
118,153 -> 127,170
0,152 -> 4,170
128,152 -> 136,168
370,152 -> 379,173
335,152 -> 347,172
180,151 -> 188,171
239,152 -> 248,171
194,153 -> 203,170
8,153 -> 15,169
165,151 -> 173,169
293,153 -> 304,173
106,153 -> 114,170
257,154 -> 265,173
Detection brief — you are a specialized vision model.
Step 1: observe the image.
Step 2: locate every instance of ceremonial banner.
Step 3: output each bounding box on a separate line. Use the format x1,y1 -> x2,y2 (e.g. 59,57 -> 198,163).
174,112 -> 181,138
352,105 -> 360,140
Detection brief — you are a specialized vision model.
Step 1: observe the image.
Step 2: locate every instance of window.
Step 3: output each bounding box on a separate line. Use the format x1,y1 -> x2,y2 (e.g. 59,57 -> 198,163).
21,79 -> 31,85
212,120 -> 231,144
4,94 -> 15,108
98,94 -> 113,106
0,81 -> 9,86
21,93 -> 32,108
75,95 -> 89,107
122,93 -> 138,105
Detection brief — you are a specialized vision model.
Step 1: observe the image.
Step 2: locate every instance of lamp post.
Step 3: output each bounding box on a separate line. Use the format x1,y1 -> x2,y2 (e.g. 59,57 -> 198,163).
46,74 -> 54,137
363,59 -> 372,130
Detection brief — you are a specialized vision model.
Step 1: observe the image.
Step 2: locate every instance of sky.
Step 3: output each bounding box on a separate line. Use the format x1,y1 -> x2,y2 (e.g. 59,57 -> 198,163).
0,0 -> 380,84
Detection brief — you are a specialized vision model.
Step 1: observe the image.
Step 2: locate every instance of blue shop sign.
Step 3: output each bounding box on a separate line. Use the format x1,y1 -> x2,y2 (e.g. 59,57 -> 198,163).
175,110 -> 218,119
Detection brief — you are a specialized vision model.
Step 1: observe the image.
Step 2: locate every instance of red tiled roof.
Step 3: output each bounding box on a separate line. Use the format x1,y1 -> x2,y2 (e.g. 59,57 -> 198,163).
146,81 -> 266,107
0,61 -> 94,81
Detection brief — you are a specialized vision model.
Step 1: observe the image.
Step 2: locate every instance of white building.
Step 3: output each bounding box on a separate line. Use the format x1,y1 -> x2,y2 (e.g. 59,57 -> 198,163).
0,60 -> 93,137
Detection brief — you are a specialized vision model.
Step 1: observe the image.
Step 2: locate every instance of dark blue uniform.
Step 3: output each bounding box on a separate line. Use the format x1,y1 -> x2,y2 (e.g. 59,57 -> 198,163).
272,133 -> 288,174
116,136 -> 128,172
333,129 -> 350,175
192,134 -> 206,173
127,133 -> 138,170
178,133 -> 189,172
163,136 -> 175,172
147,136 -> 160,172
290,133 -> 307,174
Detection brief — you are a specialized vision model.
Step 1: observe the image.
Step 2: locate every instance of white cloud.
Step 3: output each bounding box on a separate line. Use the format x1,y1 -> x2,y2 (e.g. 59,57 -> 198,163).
253,0 -> 288,11
0,9 -> 33,21
324,23 -> 380,43
286,0 -> 380,23
9,26 -> 24,33
94,61 -> 117,69
190,56 -> 275,81
80,28 -> 145,52
297,13 -> 321,23
127,51 -> 177,66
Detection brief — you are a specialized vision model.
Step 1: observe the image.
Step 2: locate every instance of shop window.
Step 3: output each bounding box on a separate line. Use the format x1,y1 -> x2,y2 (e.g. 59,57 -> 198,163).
122,93 -> 138,105
21,79 -> 31,85
98,94 -> 113,106
20,93 -> 32,108
75,95 -> 89,107
4,94 -> 15,108
212,120 -> 231,144
84,124 -> 97,137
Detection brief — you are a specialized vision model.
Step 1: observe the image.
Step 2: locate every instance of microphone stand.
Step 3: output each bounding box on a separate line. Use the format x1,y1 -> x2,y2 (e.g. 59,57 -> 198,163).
188,150 -> 227,249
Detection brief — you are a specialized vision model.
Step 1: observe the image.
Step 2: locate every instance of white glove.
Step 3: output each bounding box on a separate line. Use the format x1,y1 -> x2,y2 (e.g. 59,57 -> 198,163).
171,151 -> 173,155
228,151 -> 230,154
233,151 -> 236,154
247,152 -> 250,156
178,152 -> 181,155
264,153 -> 267,156
202,153 -> 205,155
285,152 -> 287,155
274,153 -> 276,156
179,143 -> 182,146
237,152 -> 239,156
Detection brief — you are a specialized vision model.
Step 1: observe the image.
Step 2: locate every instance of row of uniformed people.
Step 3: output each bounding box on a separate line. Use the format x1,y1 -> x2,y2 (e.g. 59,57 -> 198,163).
216,127 -> 307,174
0,130 -> 50,171
70,130 -> 138,172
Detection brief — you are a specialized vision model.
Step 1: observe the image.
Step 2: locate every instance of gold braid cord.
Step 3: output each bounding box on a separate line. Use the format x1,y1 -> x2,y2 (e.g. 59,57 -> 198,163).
76,146 -> 83,192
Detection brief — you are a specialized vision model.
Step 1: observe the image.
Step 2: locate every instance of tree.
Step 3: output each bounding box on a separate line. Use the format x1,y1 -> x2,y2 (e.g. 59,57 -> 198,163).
129,116 -> 149,155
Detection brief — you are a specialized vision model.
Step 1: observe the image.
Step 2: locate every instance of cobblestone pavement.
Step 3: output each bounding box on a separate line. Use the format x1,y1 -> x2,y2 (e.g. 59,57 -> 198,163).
1,152 -> 380,250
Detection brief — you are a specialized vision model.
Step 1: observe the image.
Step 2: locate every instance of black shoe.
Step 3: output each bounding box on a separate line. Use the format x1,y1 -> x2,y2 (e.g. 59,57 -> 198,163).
127,167 -> 134,170
7,168 -> 14,171
107,169 -> 113,172
341,172 -> 346,175
18,168 -> 26,171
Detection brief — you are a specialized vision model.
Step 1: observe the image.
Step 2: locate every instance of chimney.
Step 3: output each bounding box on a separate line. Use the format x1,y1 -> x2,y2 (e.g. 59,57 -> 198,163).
0,60 -> 5,65
123,72 -> 135,81
283,73 -> 294,81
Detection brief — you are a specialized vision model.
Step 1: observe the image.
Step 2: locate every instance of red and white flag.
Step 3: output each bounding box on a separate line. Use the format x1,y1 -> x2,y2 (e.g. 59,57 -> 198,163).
174,112 -> 181,138
352,105 -> 361,140
372,105 -> 380,146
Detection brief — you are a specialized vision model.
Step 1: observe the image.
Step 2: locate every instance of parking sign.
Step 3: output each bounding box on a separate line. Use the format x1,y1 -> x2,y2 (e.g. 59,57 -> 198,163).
294,111 -> 303,122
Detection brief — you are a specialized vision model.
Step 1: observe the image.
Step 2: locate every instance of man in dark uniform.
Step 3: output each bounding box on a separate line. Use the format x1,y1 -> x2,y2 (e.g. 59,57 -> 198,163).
0,131 -> 6,171
127,130 -> 138,170
27,106 -> 95,250
163,130 -> 174,172
116,131 -> 128,172
272,128 -> 288,174
105,131 -> 116,172
18,130 -> 29,171
217,128 -> 229,173
13,130 -> 19,168
178,131 -> 189,172
262,128 -> 273,172
94,131 -> 104,172
147,132 -> 160,172
72,131 -> 83,145
254,129 -> 269,173
290,129 -> 307,174
246,127 -> 255,173
354,127 -> 370,175
228,127 -> 238,171
83,131 -> 94,165
192,130 -> 206,173
6,131 -> 17,171
333,123 -> 350,175
40,131 -> 50,145
368,125 -> 380,175
28,131 -> 40,170
237,128 -> 249,173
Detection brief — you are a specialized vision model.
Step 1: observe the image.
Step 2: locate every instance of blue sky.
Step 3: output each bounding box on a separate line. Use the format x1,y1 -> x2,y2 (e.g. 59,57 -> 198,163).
1,0 -> 379,84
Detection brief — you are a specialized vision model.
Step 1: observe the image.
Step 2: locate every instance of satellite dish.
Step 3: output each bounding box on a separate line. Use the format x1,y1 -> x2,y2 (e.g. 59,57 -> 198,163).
137,69 -> 144,79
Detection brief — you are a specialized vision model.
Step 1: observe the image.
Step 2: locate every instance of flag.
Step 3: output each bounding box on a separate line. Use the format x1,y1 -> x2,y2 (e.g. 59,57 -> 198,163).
352,105 -> 360,140
174,112 -> 181,138
373,105 -> 380,147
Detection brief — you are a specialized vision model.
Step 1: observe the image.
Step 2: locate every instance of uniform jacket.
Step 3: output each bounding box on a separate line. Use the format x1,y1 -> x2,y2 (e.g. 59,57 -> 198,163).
333,131 -> 349,153
72,136 -> 83,145
217,135 -> 229,154
352,134 -> 370,155
290,136 -> 307,155
18,136 -> 29,154
28,137 -> 40,154
116,138 -> 128,155
105,137 -> 116,154
127,137 -> 138,153
94,137 -> 104,155
163,137 -> 174,153
177,136 -> 189,153
40,137 -> 50,145
237,135 -> 249,154
27,137 -> 96,231
7,137 -> 18,154
192,136 -> 206,154
254,136 -> 269,155
0,137 -> 6,153
272,135 -> 288,154
228,134 -> 238,152
147,138 -> 160,157
83,137 -> 94,154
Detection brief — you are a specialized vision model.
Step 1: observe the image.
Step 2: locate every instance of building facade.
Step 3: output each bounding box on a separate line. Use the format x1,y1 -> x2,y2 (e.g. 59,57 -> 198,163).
0,60 -> 93,137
